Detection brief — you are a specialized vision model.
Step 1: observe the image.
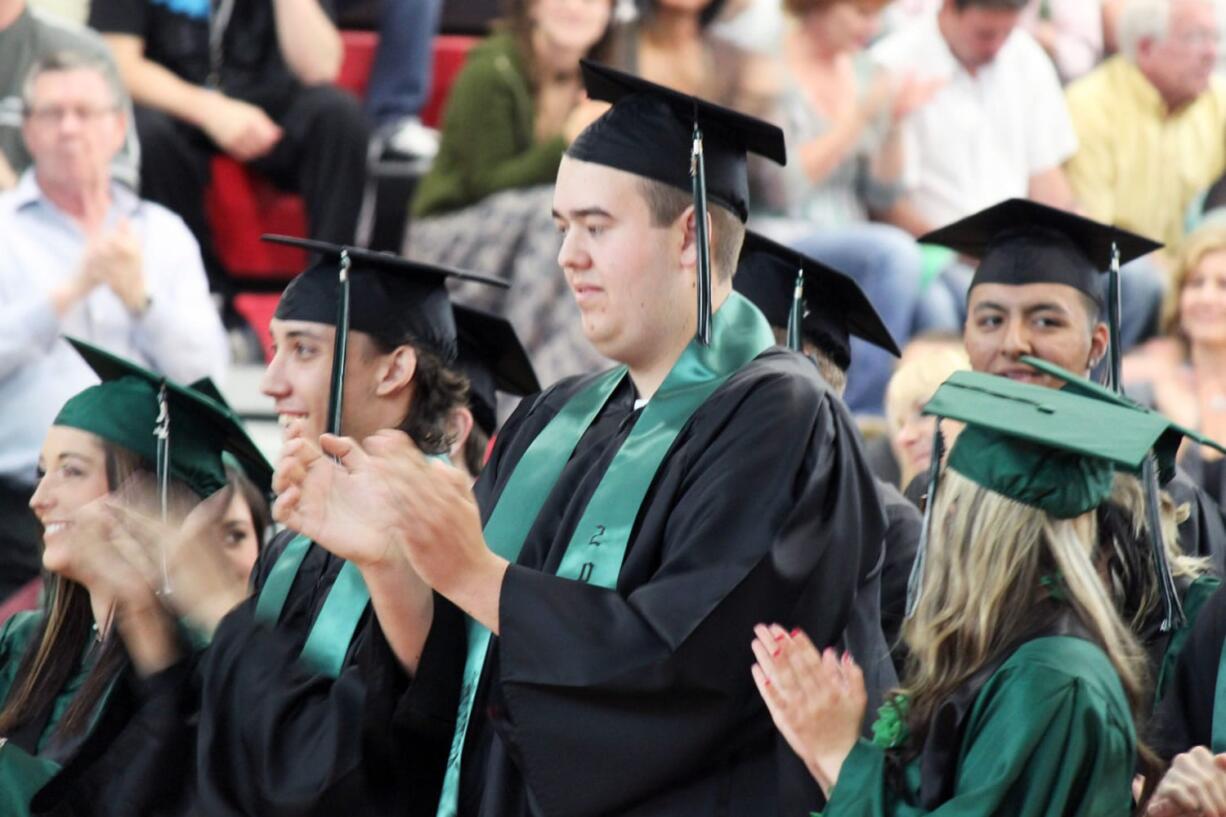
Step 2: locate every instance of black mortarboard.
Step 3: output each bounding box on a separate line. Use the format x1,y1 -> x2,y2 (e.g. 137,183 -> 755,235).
734,230 -> 900,368
453,305 -> 540,436
264,236 -> 507,360
262,235 -> 507,435
569,60 -> 786,345
570,61 -> 786,223
918,199 -> 1161,305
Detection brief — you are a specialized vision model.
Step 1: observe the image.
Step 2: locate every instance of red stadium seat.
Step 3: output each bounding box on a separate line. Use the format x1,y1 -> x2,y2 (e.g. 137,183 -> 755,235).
204,32 -> 479,284
233,292 -> 282,362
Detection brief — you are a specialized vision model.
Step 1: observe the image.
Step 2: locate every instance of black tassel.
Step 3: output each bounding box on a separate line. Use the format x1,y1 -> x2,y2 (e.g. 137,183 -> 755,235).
906,421 -> 945,618
691,121 -> 712,346
326,249 -> 352,436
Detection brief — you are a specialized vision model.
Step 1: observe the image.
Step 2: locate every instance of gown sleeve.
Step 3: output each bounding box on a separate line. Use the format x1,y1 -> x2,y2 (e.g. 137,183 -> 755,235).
489,374 -> 886,816
1151,584 -> 1226,759
821,639 -> 1136,817
195,589 -> 465,817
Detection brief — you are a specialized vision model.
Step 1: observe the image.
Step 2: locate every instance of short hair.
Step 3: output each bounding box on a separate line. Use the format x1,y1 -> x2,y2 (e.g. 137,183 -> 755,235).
362,336 -> 470,456
1117,0 -> 1173,60
783,0 -> 892,17
768,326 -> 849,396
636,177 -> 746,283
952,0 -> 1029,10
22,50 -> 125,113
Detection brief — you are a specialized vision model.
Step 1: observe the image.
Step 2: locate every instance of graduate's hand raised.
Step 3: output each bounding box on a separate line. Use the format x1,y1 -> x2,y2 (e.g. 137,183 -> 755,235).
1146,747 -> 1226,817
751,624 -> 866,797
273,427 -> 411,569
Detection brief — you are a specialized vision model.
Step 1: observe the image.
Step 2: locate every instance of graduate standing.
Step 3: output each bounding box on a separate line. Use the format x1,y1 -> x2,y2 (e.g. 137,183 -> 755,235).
276,63 -> 886,816
753,374 -> 1165,815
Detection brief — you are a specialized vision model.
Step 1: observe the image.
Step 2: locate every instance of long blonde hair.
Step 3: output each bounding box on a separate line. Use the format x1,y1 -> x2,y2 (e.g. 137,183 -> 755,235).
900,472 -> 1152,755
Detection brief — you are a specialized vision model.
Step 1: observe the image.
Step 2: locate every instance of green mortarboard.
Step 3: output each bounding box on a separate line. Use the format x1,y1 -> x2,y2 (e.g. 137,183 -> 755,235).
569,60 -> 787,345
918,199 -> 1161,305
187,377 -> 274,497
55,338 -> 260,500
454,304 -> 540,437
1017,356 -> 1226,482
734,230 -> 900,368
261,235 -> 508,436
923,370 -> 1174,517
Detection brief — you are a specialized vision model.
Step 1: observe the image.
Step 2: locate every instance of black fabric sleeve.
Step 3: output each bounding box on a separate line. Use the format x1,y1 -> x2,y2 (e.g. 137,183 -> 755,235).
1152,584 -> 1226,760
489,379 -> 884,816
87,0 -> 147,38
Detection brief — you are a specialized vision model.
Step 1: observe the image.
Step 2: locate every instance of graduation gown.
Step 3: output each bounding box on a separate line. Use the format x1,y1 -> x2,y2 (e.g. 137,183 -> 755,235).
437,349 -> 885,817
187,531 -> 465,817
875,479 -> 922,669
1151,583 -> 1226,760
0,611 -> 107,817
821,636 -> 1136,817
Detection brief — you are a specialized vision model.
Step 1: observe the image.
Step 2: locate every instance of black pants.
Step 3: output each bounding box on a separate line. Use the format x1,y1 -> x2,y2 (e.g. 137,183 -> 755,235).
134,84 -> 370,295
0,478 -> 41,603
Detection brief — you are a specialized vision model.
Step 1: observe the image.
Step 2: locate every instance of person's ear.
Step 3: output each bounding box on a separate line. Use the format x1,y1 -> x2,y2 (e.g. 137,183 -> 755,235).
1088,322 -> 1111,371
447,406 -> 475,466
373,344 -> 418,398
678,205 -> 712,276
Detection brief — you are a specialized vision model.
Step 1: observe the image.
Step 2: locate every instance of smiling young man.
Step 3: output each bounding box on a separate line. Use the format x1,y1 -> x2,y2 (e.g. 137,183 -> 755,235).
921,198 -> 1226,572
276,62 -> 886,816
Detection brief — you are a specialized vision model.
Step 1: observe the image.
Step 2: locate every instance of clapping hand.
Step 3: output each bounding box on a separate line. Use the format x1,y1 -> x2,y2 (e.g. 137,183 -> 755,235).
1146,747 -> 1226,817
751,624 -> 867,797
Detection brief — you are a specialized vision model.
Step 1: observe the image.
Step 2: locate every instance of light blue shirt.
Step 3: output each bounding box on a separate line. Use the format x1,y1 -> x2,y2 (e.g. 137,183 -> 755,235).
0,171 -> 227,483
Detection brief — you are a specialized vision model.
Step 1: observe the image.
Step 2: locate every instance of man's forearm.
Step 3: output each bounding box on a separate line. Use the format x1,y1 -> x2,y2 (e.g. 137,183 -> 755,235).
877,197 -> 933,238
438,554 -> 508,636
104,35 -> 217,128
271,0 -> 343,85
362,556 -> 436,674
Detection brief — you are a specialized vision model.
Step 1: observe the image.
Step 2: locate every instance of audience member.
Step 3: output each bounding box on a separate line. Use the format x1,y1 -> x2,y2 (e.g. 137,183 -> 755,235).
406,0 -> 616,387
89,0 -> 369,300
0,51 -> 226,604
0,0 -> 138,190
614,0 -> 771,113
1125,221 -> 1226,509
751,0 -> 939,415
1066,0 -> 1224,256
870,0 -> 1077,238
883,338 -> 969,489
1022,0 -> 1104,82
342,0 -> 444,160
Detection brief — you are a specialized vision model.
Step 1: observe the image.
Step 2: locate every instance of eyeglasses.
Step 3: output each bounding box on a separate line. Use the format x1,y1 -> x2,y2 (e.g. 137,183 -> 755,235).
25,104 -> 119,125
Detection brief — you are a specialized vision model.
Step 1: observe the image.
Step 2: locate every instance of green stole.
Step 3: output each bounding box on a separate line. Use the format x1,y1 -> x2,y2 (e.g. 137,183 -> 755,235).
0,740 -> 59,816
1213,632 -> 1226,752
434,292 -> 774,817
255,454 -> 452,678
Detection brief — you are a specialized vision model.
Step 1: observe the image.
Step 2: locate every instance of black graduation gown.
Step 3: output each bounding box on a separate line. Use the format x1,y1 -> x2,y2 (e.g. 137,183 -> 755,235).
874,479 -> 922,668
1151,583 -> 1226,760
194,532 -> 465,817
430,350 -> 885,817
1166,469 -> 1226,576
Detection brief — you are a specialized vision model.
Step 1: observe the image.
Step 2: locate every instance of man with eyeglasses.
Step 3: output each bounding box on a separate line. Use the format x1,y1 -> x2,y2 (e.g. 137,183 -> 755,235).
0,0 -> 140,192
0,50 -> 226,603
1066,0 -> 1224,260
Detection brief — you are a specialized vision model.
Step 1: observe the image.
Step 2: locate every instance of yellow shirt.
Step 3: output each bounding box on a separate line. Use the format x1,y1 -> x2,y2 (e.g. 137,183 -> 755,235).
1065,56 -> 1226,254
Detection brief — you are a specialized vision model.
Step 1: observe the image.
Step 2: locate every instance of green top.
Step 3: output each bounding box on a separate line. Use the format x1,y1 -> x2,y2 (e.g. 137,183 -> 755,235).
0,611 -> 95,755
411,33 -> 567,218
821,636 -> 1135,816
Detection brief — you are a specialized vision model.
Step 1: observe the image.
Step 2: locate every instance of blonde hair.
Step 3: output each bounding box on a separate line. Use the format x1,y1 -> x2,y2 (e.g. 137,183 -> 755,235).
884,345 -> 970,439
1163,221 -> 1226,336
901,472 -> 1152,759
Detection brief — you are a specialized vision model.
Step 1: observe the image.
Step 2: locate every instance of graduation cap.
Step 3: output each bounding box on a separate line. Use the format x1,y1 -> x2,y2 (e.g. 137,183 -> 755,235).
733,230 -> 900,368
58,339 -> 271,591
919,199 -> 1162,390
905,369 -> 1192,629
262,235 -> 508,436
569,60 -> 787,345
453,304 -> 540,436
187,377 -> 274,498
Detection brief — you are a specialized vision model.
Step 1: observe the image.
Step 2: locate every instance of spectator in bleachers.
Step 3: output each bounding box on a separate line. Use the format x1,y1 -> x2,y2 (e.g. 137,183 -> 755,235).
750,0 -> 940,416
406,0 -> 617,387
614,0 -> 771,113
1066,0 -> 1223,258
0,0 -> 138,191
0,51 -> 227,605
870,0 -> 1078,239
342,0 -> 444,160
1125,220 -> 1226,508
89,0 -> 369,301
